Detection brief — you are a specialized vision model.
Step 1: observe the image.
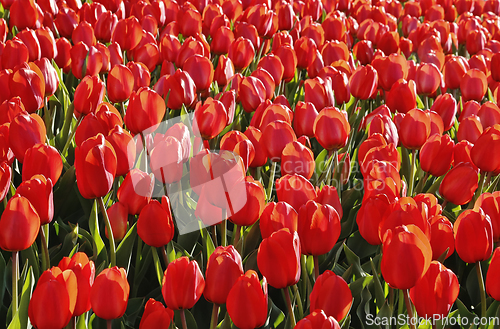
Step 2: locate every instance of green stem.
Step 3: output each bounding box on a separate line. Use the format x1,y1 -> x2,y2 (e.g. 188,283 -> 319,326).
180,309 -> 188,329
44,97 -> 54,140
403,289 -> 416,329
40,224 -> 50,271
61,115 -> 84,156
325,151 -> 334,186
477,261 -> 487,329
107,319 -> 112,329
284,287 -> 296,327
233,224 -> 241,250
140,132 -> 149,173
266,161 -> 277,201
292,284 -> 304,321
414,172 -> 430,195
220,215 -> 227,247
408,149 -> 417,197
3,196 -> 7,209
209,304 -> 220,329
12,250 -> 18,317
470,171 -> 486,208
98,197 -> 116,267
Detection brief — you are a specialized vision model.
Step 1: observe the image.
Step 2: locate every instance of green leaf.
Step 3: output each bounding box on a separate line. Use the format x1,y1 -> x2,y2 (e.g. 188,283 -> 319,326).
89,199 -> 108,268
344,243 -> 367,279
369,258 -> 386,310
0,253 -> 6,305
20,245 -> 40,281
200,227 -> 215,261
7,267 -> 34,329
116,223 -> 137,274
174,310 -> 198,329
76,314 -> 88,329
151,247 -> 163,286
315,149 -> 329,177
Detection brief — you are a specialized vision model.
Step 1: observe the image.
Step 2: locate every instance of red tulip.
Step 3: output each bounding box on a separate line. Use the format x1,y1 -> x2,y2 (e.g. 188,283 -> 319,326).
204,246 -> 243,305
471,126 -> 500,173
313,107 -> 350,151
298,200 -> 341,256
474,192 -> 500,242
273,44 -> 298,82
9,0 -> 38,30
454,209 -> 493,263
1,39 -> 29,71
381,225 -> 432,289
372,53 -> 408,91
139,299 -> 173,329
260,201 -> 298,239
226,270 -> 268,329
304,77 -> 334,112
111,16 -> 143,52
154,69 -> 196,110
239,76 -> 267,113
309,270 -> 353,321
22,143 -> 63,184
229,176 -> 266,226
183,54 -> 214,93
262,120 -> 297,161
16,29 -> 41,63
137,196 -> 175,248
162,257 -> 205,310
415,63 -> 442,96
105,201 -> 128,241
16,174 -> 53,225
33,58 -> 59,98
75,134 -> 117,199
58,252 -> 96,316
9,112 -> 46,163
349,65 -> 378,100
105,126 -> 136,177
124,87 -> 166,135
193,98 -> 228,140
10,66 -> 45,114
117,169 -> 153,215
74,75 -> 106,117
149,136 -> 183,184
420,134 -> 454,177
385,79 -> 417,114
90,267 -> 130,320
439,162 -> 479,205
399,109 -> 431,150
107,64 -> 134,103
460,69 -> 488,102
228,37 -> 255,71
486,247 -> 500,300
409,261 -> 459,318
55,38 -> 72,73
281,140 -> 315,179
28,268 -> 76,329
276,174 -> 317,212
0,161 -> 11,202
214,55 -> 235,87
295,310 -> 341,329
0,195 -> 40,251
429,215 -> 455,260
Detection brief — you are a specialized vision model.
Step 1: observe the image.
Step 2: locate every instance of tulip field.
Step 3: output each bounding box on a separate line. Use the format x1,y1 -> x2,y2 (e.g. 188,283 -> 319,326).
3,0 -> 500,328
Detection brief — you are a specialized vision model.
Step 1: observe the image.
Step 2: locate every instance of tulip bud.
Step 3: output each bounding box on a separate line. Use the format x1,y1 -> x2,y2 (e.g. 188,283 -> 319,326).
90,267 -> 130,320
226,270 -> 268,329
309,271 -> 353,321
162,257 -> 205,310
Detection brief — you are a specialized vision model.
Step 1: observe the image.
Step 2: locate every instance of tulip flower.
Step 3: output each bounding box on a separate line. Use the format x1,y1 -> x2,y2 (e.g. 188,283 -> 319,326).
0,194 -> 40,251
409,261 -> 459,318
55,38 -> 72,73
105,201 -> 128,241
260,201 -> 298,239
75,134 -> 117,200
258,54 -> 284,87
140,299 -> 173,329
73,76 -> 106,117
313,107 -> 350,152
193,98 -> 228,140
204,246 -> 243,305
460,69 -> 488,102
124,87 -> 166,135
137,196 -> 175,248
74,113 -> 108,148
420,134 -> 454,177
107,65 -> 134,104
16,175 -> 53,225
28,268 -> 76,329
453,209 -> 493,264
239,76 -> 267,113
0,161 -> 11,202
262,120 -> 297,161
70,43 -> 103,79
486,248 -> 500,300
9,0 -> 38,31
154,69 -> 197,110
1,39 -> 29,71
372,53 -> 408,91
273,44 -> 297,82
276,174 -> 317,211
21,143 -> 62,184
117,169 -> 154,215
385,79 -> 417,114
105,126 -> 136,178
349,65 -> 378,100
439,162 -> 479,205
257,229 -> 301,289
9,112 -> 46,163
381,225 -> 432,290
228,37 -> 255,71
281,140 -> 315,179
293,101 -> 319,138
58,252 -> 96,316
471,126 -> 500,173
149,136 -> 184,184
295,310 -> 341,329
474,192 -> 500,242
309,270 -> 353,321
162,257 -> 205,310
304,77 -> 334,112
90,267 -> 130,320
229,176 -> 266,227
111,16 -> 143,52
226,270 -> 268,329
429,215 -> 455,260
399,109 -> 431,150
183,55 -> 214,93
9,66 -> 45,114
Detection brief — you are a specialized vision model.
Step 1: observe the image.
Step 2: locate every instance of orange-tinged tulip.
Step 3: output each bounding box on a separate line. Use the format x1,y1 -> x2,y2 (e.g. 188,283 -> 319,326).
28,269 -> 75,329
137,196 -> 175,247
74,75 -> 106,116
90,267 -> 130,320
33,58 -> 59,98
477,102 -> 500,130
257,229 -> 301,289
226,270 -> 268,329
75,134 -> 117,199
296,310 -> 341,329
281,140 -> 315,179
372,53 -> 408,91
409,261 -> 459,318
22,144 -> 62,184
260,201 -> 298,239
313,107 -> 350,151
381,225 -> 432,290
162,257 -> 205,310
58,252 -> 96,316
262,120 -> 297,161
0,195 -> 40,251
454,209 -> 493,263
204,245 -> 244,305
124,87 -> 165,135
193,98 -> 228,140
10,66 -> 44,114
276,174 -> 317,212
309,271 -> 353,321
111,16 -> 143,52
